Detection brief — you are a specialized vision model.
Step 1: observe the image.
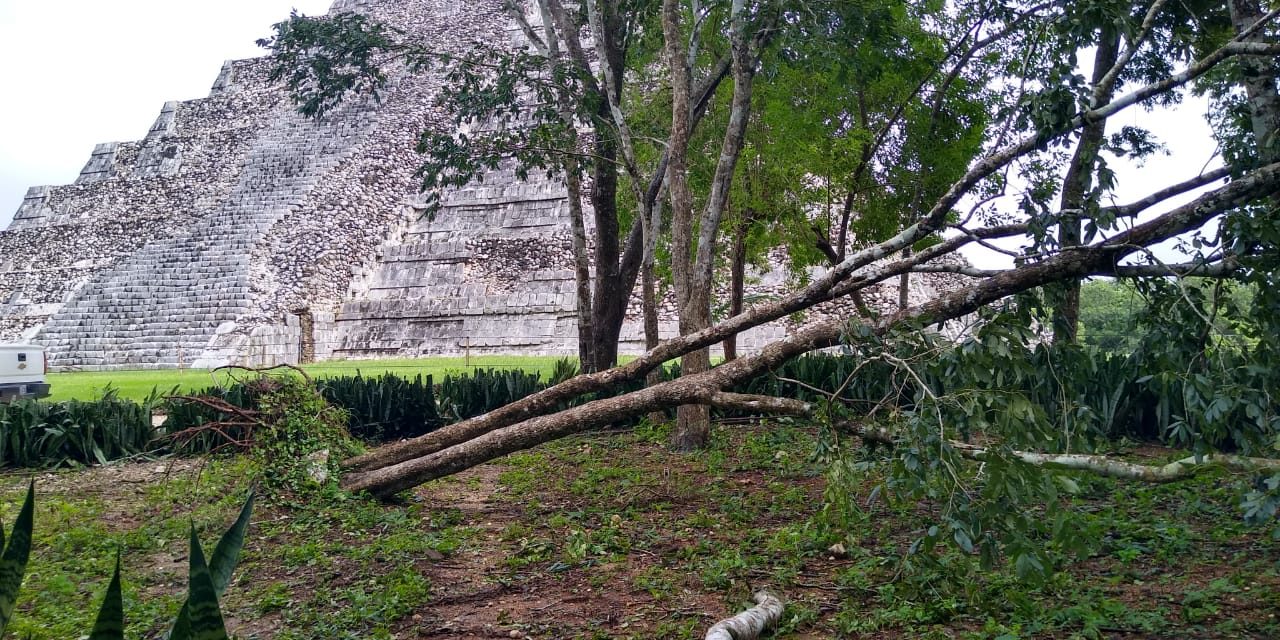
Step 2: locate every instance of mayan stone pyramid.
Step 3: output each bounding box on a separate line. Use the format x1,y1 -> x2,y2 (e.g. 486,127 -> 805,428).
0,0 -> 961,371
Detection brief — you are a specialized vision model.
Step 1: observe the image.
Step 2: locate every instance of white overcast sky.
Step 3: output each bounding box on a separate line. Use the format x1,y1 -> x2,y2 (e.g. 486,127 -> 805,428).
0,2 -> 1224,270
961,78 -> 1225,269
0,0 -> 332,227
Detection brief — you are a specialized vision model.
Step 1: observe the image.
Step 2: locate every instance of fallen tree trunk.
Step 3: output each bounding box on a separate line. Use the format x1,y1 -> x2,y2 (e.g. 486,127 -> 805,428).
340,37 -> 1274,477
836,422 -> 1280,483
340,163 -> 1279,497
704,591 -> 784,640
953,444 -> 1280,482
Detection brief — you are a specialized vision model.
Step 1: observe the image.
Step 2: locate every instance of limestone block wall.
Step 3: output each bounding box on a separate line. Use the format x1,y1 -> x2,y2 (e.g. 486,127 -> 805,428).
330,154 -> 582,358
245,0 -> 510,331
215,311 -> 339,369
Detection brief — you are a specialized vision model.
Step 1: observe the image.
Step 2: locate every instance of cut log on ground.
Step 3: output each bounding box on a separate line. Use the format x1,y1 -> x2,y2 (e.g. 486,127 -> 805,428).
704,590 -> 785,640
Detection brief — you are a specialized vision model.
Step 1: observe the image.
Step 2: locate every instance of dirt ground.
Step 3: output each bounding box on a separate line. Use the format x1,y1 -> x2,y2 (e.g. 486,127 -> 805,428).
3,423 -> 1279,639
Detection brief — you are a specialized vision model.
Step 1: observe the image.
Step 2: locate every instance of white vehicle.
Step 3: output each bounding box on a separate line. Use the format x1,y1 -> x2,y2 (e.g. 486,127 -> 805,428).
0,344 -> 51,403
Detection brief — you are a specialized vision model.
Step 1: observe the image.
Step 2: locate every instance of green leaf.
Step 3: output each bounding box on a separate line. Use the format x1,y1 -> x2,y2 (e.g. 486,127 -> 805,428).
180,524 -> 229,640
88,553 -> 124,640
208,490 -> 254,595
0,482 -> 35,636
170,491 -> 254,636
170,610 -> 191,640
953,527 -> 975,554
1014,552 -> 1045,581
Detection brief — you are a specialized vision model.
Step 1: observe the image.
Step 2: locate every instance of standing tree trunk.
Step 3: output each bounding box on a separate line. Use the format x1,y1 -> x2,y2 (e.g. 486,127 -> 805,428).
674,298 -> 713,450
1053,27 -> 1120,344
723,213 -> 750,361
587,127 -> 623,373
533,0 -> 599,371
897,248 -> 913,311
666,0 -> 759,450
1229,0 -> 1280,165
642,257 -> 667,424
662,0 -> 707,451
642,192 -> 668,424
567,164 -> 595,370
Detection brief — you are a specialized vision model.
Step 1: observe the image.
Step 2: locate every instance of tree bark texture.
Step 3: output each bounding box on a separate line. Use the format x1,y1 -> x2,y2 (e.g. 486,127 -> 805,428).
585,111 -> 621,373
672,0 -> 759,450
723,217 -> 749,362
532,0 -> 599,372
567,164 -> 596,370
1229,0 -> 1280,164
897,249 -> 912,312
661,0 -> 708,450
1053,27 -> 1120,344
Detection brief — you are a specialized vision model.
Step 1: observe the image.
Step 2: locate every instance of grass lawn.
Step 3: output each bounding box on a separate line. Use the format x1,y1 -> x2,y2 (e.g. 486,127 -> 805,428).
46,355 -> 569,402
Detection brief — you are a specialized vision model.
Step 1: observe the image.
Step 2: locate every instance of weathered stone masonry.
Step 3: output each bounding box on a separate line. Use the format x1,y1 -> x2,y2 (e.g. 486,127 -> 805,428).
0,0 -> 967,370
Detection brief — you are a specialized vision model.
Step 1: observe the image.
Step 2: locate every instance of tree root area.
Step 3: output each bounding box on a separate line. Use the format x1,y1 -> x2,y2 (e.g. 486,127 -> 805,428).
1,425 -> 1277,639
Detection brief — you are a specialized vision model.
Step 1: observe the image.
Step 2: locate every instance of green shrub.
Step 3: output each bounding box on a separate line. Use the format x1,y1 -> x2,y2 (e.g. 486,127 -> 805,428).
165,373 -> 444,447
548,357 -> 579,386
251,377 -> 360,496
161,375 -> 362,495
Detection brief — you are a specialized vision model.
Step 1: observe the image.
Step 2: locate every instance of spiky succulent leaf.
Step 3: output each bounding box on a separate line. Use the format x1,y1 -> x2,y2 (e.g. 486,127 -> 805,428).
182,525 -> 229,640
0,482 -> 35,635
169,491 -> 253,635
88,553 -> 124,640
208,490 -> 253,595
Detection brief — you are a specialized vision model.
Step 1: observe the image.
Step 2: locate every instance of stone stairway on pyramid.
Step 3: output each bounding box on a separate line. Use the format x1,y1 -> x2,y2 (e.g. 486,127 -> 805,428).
0,0 -> 966,371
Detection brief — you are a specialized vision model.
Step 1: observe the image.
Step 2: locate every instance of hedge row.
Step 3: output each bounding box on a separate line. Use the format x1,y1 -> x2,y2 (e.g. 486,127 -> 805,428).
0,390 -> 155,468
1,347 -> 1209,469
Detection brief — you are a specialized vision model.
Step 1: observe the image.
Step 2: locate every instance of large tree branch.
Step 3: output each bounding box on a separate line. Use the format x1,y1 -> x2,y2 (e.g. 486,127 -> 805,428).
692,0 -> 758,290
342,163 -> 1280,494
1104,166 -> 1233,219
1095,0 -> 1171,103
544,0 -> 603,97
985,450 -> 1280,482
502,0 -> 550,56
614,54 -> 735,319
344,161 -> 1280,479
708,392 -> 813,416
1112,260 -> 1240,277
